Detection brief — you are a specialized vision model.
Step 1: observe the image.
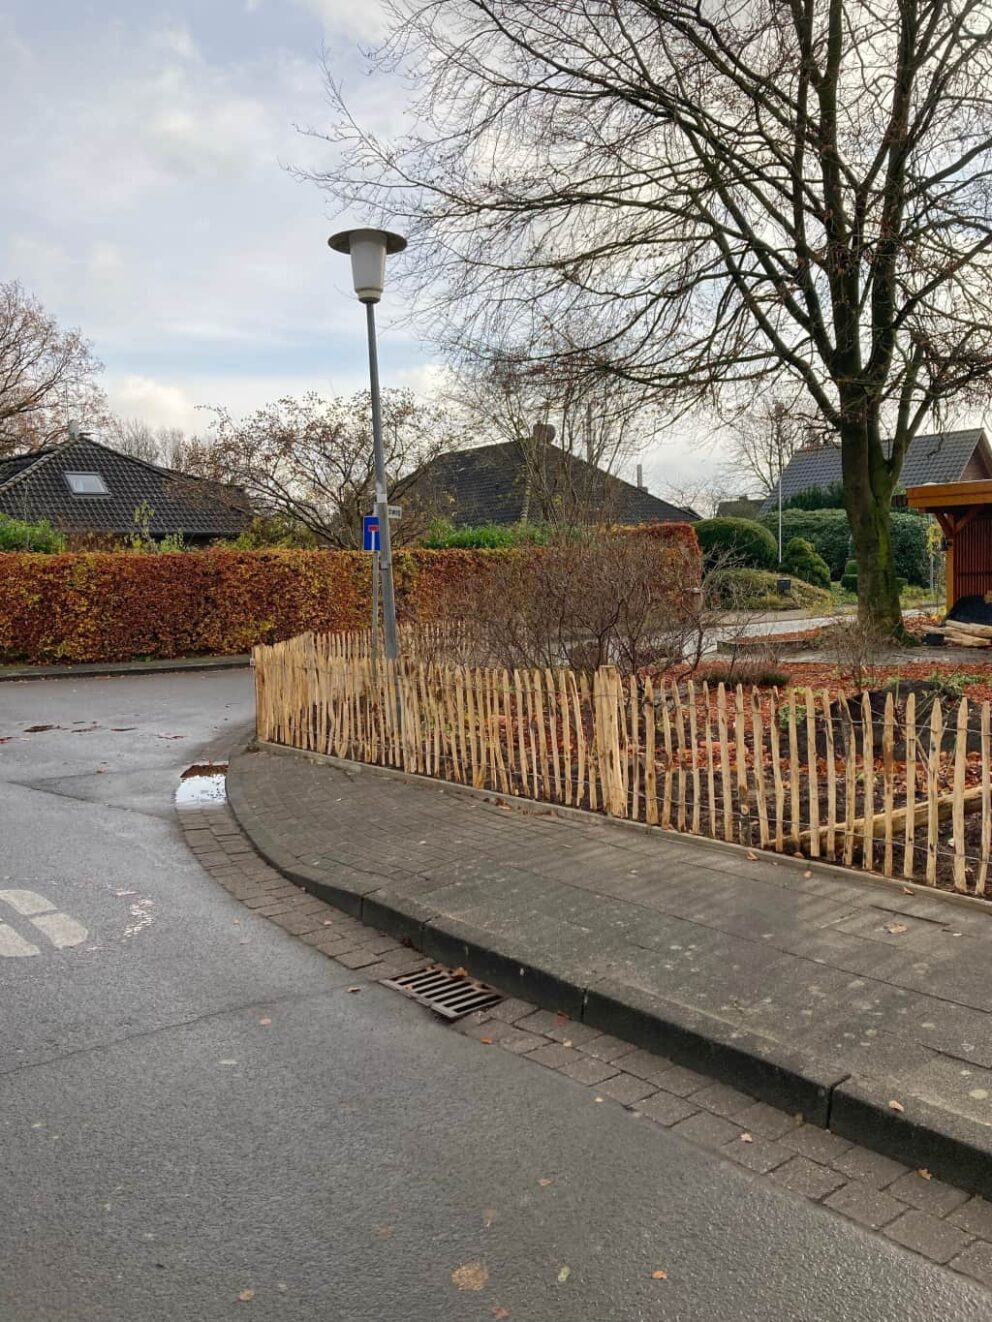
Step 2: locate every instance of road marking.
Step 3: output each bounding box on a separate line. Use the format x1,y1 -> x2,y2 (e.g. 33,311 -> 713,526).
0,923 -> 40,957
0,889 -> 55,916
0,890 -> 88,955
29,911 -> 88,949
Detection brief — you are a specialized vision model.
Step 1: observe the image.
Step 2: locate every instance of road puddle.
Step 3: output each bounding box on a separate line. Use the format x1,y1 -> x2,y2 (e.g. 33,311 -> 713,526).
175,763 -> 228,808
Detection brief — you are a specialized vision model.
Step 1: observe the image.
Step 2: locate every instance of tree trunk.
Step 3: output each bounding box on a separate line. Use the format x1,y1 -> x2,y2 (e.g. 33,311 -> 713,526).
841,423 -> 904,639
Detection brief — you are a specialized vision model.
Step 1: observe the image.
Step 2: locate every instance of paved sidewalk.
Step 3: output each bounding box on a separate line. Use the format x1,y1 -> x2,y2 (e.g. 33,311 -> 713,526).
229,744 -> 992,1195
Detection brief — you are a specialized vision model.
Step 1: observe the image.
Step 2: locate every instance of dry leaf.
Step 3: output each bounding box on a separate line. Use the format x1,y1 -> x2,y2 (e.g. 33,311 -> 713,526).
258,1017 -> 271,1026
740,1132 -> 754,1143
492,1308 -> 510,1320
903,887 -> 914,895
803,869 -> 813,879
652,1270 -> 669,1280
347,986 -> 362,994
237,1289 -> 255,1303
452,966 -> 467,977
375,1224 -> 393,1240
885,923 -> 908,935
888,1099 -> 905,1112
746,851 -> 758,861
483,1209 -> 497,1228
451,1262 -> 489,1292
537,1177 -> 553,1187
557,1266 -> 571,1284
918,1168 -> 932,1180
479,1036 -> 494,1046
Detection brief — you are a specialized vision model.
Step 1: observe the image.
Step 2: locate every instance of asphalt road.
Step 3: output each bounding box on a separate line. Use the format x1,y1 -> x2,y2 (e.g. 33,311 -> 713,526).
0,671 -> 989,1321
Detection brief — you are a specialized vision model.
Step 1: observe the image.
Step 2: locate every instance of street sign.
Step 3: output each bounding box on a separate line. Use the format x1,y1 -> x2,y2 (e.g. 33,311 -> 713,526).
362,514 -> 380,552
387,505 -> 402,520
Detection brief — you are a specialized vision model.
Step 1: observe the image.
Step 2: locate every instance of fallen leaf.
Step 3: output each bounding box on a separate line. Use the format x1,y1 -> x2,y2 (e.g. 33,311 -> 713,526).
557,1266 -> 571,1284
889,1099 -> 905,1112
258,1017 -> 271,1026
492,1308 -> 510,1320
918,1168 -> 932,1180
562,1039 -> 573,1047
483,1209 -> 497,1228
903,887 -> 914,895
375,1224 -> 393,1240
479,1036 -> 494,1045
452,966 -> 467,977
347,986 -> 362,994
537,1177 -> 553,1187
746,851 -> 758,861
740,1132 -> 754,1144
652,1270 -> 669,1280
803,869 -> 812,878
885,923 -> 908,935
451,1262 -> 489,1292
237,1289 -> 255,1303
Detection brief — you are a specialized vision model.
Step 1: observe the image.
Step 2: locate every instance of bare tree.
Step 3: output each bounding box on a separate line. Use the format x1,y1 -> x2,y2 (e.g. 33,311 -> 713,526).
105,417 -> 194,471
724,393 -> 827,498
0,282 -> 106,455
315,0 -> 992,637
187,390 -> 467,548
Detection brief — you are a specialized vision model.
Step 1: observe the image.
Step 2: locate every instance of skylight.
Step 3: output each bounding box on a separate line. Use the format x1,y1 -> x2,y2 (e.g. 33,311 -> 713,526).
64,472 -> 108,496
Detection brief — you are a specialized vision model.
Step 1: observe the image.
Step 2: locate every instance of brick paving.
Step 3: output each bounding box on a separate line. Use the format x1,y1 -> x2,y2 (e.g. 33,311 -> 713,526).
177,777 -> 992,1292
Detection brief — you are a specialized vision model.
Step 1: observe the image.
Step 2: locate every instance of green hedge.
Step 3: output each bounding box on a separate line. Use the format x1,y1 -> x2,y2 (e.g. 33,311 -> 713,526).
782,537 -> 830,588
0,513 -> 65,553
759,508 -> 929,583
694,517 -> 778,569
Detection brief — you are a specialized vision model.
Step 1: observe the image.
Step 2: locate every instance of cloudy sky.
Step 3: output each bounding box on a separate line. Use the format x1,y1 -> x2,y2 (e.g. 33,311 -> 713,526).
0,0 -> 710,495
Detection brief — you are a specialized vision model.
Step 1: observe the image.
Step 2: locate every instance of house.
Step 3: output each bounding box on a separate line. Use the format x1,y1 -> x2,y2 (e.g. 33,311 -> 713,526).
760,428 -> 992,513
410,439 -> 696,527
0,432 -> 250,545
716,494 -> 765,519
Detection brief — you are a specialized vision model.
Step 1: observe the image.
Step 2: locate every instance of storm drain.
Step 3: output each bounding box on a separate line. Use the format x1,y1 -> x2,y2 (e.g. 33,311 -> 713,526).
381,965 -> 504,1020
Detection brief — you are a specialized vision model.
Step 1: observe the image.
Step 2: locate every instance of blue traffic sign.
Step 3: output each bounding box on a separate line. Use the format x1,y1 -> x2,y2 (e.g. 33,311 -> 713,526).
362,514 -> 380,552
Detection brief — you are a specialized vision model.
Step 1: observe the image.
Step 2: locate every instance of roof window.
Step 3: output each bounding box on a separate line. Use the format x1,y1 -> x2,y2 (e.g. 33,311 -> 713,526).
64,472 -> 109,496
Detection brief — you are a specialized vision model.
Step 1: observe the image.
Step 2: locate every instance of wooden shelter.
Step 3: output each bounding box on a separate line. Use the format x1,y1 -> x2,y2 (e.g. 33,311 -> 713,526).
906,479 -> 992,607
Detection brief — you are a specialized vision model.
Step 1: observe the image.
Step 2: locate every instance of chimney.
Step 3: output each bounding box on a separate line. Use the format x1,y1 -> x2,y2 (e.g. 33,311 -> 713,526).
636,463 -> 645,490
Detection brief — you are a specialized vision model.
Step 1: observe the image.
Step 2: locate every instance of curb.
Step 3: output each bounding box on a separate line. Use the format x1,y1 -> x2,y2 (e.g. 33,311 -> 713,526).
226,742 -> 992,1199
0,655 -> 251,683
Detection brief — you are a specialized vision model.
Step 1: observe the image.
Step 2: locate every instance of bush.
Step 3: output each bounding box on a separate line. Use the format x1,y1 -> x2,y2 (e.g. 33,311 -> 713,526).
783,481 -> 846,511
782,537 -> 830,588
707,568 -> 832,611
0,525 -> 700,665
0,513 -> 65,553
420,519 -> 550,549
759,507 -> 929,583
694,517 -> 778,569
840,558 -> 859,591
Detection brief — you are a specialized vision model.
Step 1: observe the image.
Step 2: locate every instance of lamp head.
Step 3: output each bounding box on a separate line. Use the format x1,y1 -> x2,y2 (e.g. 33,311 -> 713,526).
328,227 -> 407,304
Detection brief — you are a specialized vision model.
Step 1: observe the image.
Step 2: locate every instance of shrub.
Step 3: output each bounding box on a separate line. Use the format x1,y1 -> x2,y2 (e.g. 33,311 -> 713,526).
702,660 -> 789,688
0,513 -> 65,553
694,517 -> 778,569
840,558 -> 859,591
707,568 -> 832,611
759,507 -> 929,583
782,537 -> 830,588
783,481 -> 846,511
420,519 -> 550,549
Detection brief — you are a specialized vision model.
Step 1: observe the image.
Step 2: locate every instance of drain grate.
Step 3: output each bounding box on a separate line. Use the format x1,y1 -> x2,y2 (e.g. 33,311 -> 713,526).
382,964 -> 504,1020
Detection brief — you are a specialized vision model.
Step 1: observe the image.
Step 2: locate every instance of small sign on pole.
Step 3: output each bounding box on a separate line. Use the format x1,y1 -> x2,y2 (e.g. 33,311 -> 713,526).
387,504 -> 402,520
362,514 -> 380,552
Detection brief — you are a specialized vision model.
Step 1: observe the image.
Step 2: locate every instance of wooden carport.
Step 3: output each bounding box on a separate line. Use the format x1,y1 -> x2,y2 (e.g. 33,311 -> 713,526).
906,479 -> 992,608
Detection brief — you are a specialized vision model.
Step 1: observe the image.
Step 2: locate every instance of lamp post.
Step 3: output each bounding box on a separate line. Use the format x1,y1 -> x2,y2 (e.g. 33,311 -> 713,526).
328,227 -> 407,662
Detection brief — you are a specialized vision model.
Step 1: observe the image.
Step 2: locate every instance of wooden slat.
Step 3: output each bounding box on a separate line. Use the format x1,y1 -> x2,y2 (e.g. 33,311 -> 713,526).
805,687 -> 820,859
903,693 -> 917,879
841,699 -> 857,868
926,698 -> 943,886
514,669 -> 528,796
751,688 -> 769,848
717,684 -> 734,842
861,693 -> 875,871
981,702 -> 991,897
629,675 -> 641,820
769,691 -> 785,853
644,677 -> 658,826
558,670 -> 572,806
687,680 -> 701,835
735,684 -> 750,846
788,693 -> 800,846
660,682 -> 674,830
674,683 -> 688,832
882,691 -> 895,877
822,690 -> 837,861
580,671 -> 596,812
953,697 -> 968,892
702,682 -> 716,839
533,669 -> 551,800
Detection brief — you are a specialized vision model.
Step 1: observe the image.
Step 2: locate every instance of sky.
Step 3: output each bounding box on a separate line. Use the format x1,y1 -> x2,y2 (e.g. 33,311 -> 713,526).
0,0 -> 712,495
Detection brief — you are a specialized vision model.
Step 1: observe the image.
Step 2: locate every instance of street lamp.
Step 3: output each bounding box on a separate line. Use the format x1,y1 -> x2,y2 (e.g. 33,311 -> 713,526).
328,227 -> 407,662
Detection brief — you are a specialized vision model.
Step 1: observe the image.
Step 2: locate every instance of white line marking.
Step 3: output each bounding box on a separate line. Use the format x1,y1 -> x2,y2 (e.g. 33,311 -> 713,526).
0,889 -> 56,916
29,912 -> 88,949
0,922 -> 40,957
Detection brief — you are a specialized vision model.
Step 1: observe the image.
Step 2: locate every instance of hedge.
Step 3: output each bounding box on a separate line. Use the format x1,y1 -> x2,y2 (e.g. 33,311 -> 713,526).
782,537 -> 831,588
0,525 -> 700,664
694,516 -> 778,569
758,507 -> 929,583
